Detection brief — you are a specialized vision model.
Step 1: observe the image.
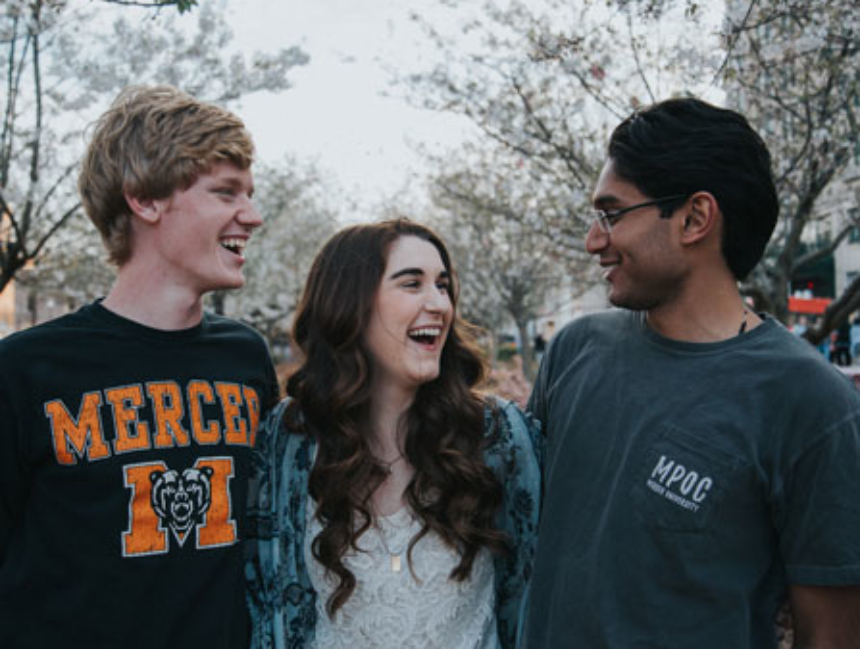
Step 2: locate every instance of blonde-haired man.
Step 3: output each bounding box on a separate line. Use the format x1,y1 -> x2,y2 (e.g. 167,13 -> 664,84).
0,86 -> 278,647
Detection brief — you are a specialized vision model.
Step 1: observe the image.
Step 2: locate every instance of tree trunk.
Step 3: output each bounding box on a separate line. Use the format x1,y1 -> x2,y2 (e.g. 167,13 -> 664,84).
514,317 -> 536,384
210,291 -> 226,315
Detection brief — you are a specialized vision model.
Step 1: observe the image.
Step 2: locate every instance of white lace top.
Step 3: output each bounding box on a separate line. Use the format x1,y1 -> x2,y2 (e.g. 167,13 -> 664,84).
305,501 -> 498,649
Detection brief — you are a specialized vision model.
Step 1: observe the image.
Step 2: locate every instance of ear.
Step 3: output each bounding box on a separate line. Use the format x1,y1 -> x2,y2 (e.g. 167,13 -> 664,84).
124,191 -> 164,225
679,191 -> 720,246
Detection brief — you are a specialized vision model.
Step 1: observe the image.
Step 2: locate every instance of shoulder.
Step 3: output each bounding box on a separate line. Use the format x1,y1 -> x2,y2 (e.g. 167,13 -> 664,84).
0,308 -> 91,359
203,312 -> 269,346
485,396 -> 537,435
484,397 -> 541,467
547,309 -> 634,358
757,320 -> 860,402
257,398 -> 314,460
554,309 -> 632,341
535,310 -> 634,390
260,396 -> 308,433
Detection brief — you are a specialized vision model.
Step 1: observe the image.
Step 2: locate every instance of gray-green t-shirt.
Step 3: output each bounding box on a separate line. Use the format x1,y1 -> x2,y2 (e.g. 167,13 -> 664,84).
523,310 -> 860,648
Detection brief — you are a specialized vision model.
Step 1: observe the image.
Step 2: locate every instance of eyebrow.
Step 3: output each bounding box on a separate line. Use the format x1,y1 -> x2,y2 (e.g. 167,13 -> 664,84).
592,194 -> 623,209
389,268 -> 449,280
210,176 -> 254,196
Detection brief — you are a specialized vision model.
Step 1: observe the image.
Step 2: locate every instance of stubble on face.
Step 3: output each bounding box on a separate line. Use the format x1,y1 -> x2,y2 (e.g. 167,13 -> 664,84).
590,160 -> 689,314
606,225 -> 688,313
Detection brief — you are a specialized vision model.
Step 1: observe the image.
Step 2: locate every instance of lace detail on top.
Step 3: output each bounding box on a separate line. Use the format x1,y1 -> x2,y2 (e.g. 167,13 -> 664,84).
306,501 -> 498,649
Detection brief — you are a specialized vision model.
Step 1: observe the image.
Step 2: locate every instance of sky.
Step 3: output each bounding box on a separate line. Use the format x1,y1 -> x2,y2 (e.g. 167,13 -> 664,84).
222,0 -> 725,214
225,0 -> 473,210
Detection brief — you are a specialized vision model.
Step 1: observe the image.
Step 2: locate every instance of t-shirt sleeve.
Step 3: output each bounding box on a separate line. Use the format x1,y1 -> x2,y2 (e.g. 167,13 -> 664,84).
528,330 -> 560,449
259,339 -> 280,415
780,413 -> 860,586
0,382 -> 24,562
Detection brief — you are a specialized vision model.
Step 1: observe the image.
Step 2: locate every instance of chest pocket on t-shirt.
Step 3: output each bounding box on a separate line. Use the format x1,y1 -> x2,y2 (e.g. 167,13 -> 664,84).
630,425 -> 742,532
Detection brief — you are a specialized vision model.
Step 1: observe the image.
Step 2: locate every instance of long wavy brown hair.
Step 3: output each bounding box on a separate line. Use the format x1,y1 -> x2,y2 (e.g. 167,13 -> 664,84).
285,218 -> 508,616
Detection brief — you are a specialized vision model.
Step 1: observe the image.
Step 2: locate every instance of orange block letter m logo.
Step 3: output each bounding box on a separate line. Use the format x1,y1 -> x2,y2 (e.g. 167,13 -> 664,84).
123,457 -> 237,557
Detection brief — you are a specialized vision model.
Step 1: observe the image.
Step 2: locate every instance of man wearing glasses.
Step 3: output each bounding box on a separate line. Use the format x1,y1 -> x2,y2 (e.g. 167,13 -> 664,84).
522,98 -> 860,648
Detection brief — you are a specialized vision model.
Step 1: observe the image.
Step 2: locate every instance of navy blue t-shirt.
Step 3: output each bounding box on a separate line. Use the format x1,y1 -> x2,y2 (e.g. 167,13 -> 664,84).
0,302 -> 279,648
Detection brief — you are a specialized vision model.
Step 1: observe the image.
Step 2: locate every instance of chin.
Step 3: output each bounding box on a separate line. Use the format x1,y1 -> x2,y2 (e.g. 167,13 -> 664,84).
411,369 -> 441,387
211,275 -> 245,292
609,292 -> 658,312
608,285 -> 635,310
607,290 -> 624,308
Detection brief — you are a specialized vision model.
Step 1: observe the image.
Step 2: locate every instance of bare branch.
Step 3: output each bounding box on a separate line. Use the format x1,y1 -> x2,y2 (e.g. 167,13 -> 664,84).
626,13 -> 656,104
98,0 -> 197,12
30,202 -> 81,259
793,221 -> 854,274
509,77 -> 594,185
804,275 -> 860,346
712,0 -> 759,84
34,162 -> 78,221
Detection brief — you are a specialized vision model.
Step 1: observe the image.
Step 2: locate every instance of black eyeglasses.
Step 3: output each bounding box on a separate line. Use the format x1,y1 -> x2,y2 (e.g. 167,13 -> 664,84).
591,194 -> 688,233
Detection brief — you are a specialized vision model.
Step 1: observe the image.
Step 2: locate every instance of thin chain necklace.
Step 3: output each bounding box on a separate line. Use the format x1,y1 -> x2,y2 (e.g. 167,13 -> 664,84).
376,513 -> 411,573
373,448 -> 409,570
739,308 -> 750,335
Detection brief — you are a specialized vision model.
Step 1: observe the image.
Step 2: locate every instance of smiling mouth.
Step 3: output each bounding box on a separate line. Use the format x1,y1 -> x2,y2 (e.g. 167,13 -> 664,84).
220,237 -> 246,256
408,326 -> 443,346
599,260 -> 618,279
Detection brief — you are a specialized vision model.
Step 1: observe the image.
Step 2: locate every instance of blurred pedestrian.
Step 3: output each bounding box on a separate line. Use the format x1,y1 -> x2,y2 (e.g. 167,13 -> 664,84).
830,324 -> 852,367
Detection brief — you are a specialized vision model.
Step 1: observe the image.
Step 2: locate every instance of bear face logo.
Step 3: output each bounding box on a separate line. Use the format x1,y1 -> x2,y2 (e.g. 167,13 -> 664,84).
150,466 -> 214,546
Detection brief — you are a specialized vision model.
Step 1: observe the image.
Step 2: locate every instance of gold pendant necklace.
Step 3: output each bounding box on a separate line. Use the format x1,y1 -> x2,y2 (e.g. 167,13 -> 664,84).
377,453 -> 404,475
376,518 -> 409,573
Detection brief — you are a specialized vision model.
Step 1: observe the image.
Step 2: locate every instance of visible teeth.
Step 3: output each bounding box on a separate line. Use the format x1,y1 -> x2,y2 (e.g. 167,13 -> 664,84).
409,327 -> 441,338
221,238 -> 246,254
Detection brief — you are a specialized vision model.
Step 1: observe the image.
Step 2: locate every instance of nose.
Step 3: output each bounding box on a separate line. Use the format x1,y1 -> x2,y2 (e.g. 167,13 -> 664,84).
585,220 -> 609,254
424,287 -> 451,313
237,197 -> 263,230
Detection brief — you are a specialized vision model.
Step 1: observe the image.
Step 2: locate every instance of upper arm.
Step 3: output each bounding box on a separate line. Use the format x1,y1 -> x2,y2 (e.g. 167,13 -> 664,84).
789,583 -> 860,648
0,382 -> 25,562
496,399 -> 543,479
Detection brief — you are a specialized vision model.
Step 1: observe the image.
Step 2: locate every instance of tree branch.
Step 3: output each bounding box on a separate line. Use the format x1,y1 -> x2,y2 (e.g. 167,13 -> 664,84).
30,202 -> 81,259
98,0 -> 197,13
626,13 -> 656,104
792,220 -> 854,273
804,275 -> 860,346
712,0 -> 759,84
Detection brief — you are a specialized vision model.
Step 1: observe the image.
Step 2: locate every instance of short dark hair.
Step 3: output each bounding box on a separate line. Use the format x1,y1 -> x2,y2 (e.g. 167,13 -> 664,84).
608,97 -> 778,280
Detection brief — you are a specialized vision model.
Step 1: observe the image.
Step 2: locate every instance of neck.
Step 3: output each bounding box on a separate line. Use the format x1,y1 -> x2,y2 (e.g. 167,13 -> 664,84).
367,381 -> 415,460
103,264 -> 205,330
645,278 -> 759,343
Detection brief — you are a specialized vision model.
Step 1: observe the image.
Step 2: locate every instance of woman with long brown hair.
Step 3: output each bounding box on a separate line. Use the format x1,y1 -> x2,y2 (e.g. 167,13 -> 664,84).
246,219 -> 541,648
